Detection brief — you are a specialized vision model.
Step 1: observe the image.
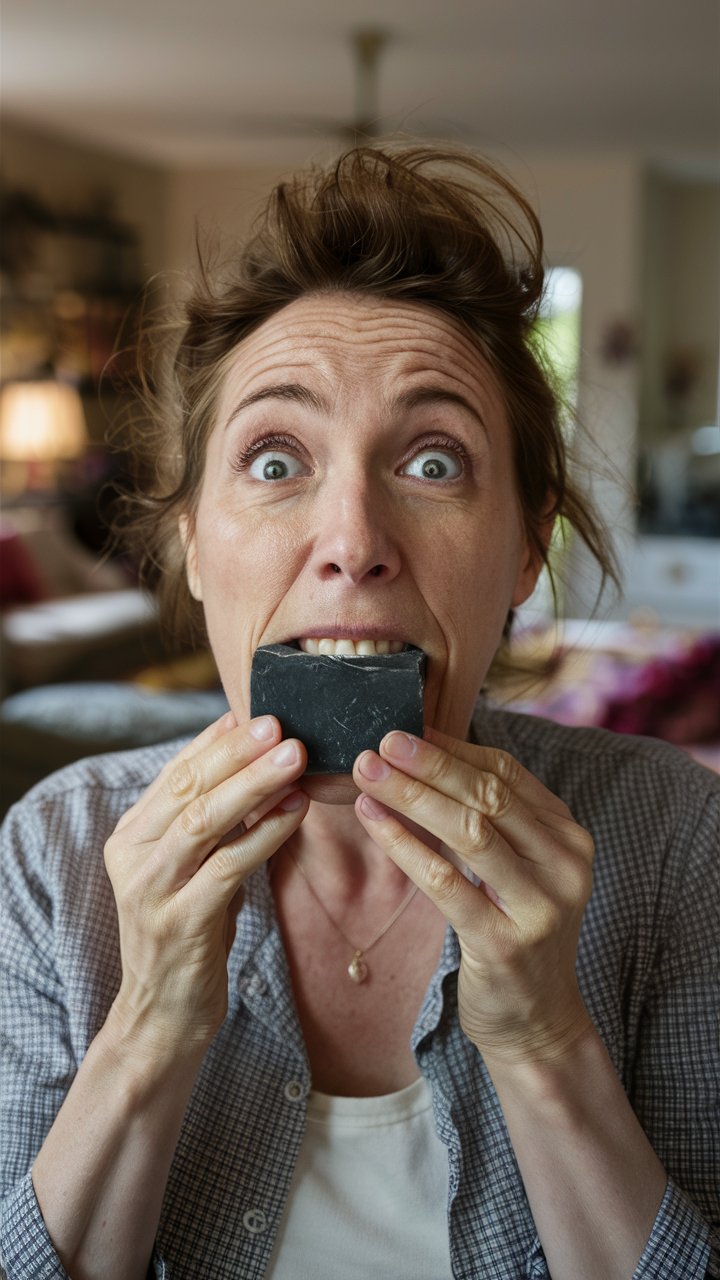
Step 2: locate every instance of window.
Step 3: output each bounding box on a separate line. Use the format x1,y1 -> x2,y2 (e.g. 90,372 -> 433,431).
522,267 -> 583,623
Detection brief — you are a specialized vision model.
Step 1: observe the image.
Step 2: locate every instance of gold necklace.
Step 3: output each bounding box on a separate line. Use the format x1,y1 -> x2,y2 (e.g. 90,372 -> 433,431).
289,851 -> 419,983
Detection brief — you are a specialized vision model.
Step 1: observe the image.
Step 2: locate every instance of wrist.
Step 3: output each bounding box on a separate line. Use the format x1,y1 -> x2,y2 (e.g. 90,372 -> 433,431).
98,995 -> 212,1098
479,1013 -> 602,1085
481,1020 -> 612,1115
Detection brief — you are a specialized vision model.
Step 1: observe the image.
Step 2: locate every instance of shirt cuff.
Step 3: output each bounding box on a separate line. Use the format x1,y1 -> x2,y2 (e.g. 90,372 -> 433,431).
0,1171 -> 68,1280
633,1178 -> 714,1279
1,1174 -> 170,1280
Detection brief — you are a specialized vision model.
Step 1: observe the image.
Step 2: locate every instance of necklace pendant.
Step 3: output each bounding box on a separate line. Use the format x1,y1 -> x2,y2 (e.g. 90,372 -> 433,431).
348,951 -> 368,983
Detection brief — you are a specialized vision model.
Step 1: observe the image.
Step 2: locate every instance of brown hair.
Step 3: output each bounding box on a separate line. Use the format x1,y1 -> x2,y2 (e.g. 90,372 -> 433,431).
114,142 -> 618,644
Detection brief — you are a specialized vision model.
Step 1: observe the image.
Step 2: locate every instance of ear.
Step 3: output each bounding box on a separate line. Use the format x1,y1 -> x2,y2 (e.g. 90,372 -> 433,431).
510,510 -> 556,608
178,513 -> 203,602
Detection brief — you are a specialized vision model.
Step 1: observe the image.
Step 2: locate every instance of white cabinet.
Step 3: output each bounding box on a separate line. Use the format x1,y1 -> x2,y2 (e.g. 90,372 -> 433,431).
623,536 -> 720,627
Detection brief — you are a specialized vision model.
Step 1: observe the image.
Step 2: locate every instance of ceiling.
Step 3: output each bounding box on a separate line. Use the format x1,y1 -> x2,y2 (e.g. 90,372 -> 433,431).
2,0 -> 719,172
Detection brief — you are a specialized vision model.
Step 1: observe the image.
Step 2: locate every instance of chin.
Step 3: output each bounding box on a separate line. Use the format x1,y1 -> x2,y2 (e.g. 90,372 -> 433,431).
302,773 -> 361,806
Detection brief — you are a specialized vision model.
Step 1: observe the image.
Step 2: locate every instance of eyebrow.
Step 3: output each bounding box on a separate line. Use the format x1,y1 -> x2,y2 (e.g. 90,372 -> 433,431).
225,380 -> 488,436
390,385 -> 488,434
225,382 -> 329,427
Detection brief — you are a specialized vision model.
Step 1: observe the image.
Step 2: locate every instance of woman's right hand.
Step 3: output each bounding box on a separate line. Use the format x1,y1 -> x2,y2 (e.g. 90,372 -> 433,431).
102,710 -> 308,1062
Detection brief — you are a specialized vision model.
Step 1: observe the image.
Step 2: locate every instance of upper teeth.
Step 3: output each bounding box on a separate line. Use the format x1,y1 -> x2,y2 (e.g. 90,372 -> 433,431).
298,638 -> 405,656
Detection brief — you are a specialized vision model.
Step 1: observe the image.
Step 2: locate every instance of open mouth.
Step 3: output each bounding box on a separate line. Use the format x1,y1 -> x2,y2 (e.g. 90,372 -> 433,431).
294,637 -> 407,656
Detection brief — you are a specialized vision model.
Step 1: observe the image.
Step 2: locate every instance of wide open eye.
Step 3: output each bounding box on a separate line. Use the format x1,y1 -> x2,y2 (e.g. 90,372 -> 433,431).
401,448 -> 463,481
248,450 -> 305,481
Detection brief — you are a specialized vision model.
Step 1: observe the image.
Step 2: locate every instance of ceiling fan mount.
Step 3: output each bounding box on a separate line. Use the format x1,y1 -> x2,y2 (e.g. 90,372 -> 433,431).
348,27 -> 390,138
156,27 -> 401,148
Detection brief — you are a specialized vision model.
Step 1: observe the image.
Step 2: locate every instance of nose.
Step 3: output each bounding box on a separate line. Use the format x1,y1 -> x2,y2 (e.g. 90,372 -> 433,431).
310,476 -> 402,586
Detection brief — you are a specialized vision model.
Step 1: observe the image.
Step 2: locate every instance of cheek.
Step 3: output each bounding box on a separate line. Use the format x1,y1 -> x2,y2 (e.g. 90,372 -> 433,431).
196,511 -> 305,717
423,502 -> 526,690
193,508 -> 305,695
198,509 -> 296,600
422,504 -> 522,620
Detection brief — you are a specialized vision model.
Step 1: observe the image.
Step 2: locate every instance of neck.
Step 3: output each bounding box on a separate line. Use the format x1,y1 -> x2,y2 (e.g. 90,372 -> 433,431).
273,793 -> 440,897
294,798 -> 396,883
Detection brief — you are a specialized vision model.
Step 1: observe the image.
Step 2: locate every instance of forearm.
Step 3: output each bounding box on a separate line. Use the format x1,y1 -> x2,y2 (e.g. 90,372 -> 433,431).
31,1004 -> 208,1280
484,1028 -> 667,1280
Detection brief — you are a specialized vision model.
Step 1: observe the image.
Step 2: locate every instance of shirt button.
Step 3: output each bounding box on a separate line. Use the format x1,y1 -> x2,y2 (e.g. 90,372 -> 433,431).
242,1208 -> 268,1235
239,973 -> 267,998
284,1079 -> 306,1102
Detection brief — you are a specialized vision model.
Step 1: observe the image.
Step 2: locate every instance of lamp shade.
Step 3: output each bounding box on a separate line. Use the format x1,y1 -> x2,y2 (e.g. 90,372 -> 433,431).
0,380 -> 88,462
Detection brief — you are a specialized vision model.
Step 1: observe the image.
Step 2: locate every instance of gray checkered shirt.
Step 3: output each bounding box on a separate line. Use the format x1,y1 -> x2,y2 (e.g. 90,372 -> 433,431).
1,707 -> 718,1279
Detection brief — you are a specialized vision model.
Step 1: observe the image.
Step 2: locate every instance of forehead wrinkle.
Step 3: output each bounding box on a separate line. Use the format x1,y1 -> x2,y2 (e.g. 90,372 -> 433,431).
220,296 -> 506,437
284,312 -> 505,430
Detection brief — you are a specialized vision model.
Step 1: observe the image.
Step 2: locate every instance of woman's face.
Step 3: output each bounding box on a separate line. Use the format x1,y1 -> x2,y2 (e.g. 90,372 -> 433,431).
183,294 -> 541,801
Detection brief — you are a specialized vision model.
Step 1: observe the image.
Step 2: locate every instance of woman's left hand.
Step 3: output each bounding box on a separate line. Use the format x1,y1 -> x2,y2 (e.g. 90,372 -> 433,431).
353,727 -> 596,1069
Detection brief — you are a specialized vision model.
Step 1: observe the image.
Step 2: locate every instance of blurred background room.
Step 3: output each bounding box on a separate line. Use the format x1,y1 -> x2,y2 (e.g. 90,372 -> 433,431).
1,0 -> 719,811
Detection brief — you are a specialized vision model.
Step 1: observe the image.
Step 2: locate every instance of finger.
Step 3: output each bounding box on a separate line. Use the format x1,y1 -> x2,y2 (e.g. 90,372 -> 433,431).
423,727 -> 571,820
534,809 -> 596,865
382,732 -> 589,868
242,781 -> 306,830
115,709 -> 240,832
371,734 -> 541,863
188,790 -> 310,908
360,738 -> 593,906
130,715 -> 286,843
354,751 -> 534,910
354,794 -> 499,934
151,738 -> 307,889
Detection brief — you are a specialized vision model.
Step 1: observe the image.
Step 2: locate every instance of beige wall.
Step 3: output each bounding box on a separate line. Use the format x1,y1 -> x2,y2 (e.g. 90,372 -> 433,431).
640,175 -> 720,441
160,166 -> 290,280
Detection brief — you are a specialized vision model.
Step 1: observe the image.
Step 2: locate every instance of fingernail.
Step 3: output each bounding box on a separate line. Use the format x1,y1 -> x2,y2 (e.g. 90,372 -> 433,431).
357,751 -> 391,781
358,794 -> 389,820
280,791 -> 305,812
383,731 -> 417,760
250,716 -> 275,741
271,741 -> 300,767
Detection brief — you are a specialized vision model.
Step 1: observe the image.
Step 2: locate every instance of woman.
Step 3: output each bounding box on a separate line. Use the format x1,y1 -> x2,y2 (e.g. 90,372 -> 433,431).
1,145 -> 717,1280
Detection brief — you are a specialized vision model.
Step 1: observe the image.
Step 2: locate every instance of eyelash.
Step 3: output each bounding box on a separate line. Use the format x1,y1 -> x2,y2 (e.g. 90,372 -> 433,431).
400,434 -> 468,472
231,432 -> 469,476
231,433 -> 302,473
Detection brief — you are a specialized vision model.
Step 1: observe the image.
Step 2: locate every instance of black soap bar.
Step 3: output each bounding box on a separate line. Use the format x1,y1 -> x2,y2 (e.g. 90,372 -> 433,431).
250,644 -> 426,774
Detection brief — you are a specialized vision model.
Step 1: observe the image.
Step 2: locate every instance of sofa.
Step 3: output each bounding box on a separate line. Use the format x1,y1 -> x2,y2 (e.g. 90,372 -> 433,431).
0,509 -> 226,815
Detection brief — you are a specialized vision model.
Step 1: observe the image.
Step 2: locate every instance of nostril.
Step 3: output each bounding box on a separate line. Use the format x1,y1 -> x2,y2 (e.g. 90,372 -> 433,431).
326,562 -> 386,579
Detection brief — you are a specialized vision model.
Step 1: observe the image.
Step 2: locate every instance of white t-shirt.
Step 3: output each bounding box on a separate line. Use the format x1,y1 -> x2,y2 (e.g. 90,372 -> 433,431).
265,1076 -> 453,1279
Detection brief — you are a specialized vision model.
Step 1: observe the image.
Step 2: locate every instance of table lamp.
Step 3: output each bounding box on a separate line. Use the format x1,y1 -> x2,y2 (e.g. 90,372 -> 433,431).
0,379 -> 88,493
